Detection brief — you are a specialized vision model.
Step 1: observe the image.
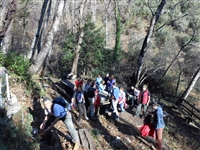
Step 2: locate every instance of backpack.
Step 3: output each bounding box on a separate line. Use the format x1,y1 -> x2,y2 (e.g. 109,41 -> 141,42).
87,87 -> 95,97
52,96 -> 71,112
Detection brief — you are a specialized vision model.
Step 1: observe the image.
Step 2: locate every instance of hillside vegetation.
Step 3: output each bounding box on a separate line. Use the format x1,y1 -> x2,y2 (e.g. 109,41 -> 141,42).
0,0 -> 200,149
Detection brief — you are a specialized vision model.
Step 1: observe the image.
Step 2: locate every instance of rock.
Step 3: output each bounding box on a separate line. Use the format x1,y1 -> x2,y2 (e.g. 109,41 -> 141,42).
6,92 -> 21,117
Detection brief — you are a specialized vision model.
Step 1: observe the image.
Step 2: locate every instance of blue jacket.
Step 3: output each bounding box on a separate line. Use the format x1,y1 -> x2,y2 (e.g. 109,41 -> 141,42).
111,86 -> 120,100
53,104 -> 67,119
153,107 -> 165,129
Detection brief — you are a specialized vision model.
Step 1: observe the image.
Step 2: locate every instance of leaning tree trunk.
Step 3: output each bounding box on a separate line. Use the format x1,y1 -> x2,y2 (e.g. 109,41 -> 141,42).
27,0 -> 51,60
135,0 -> 166,86
71,0 -> 86,75
181,67 -> 200,100
29,0 -> 65,75
0,0 -> 16,53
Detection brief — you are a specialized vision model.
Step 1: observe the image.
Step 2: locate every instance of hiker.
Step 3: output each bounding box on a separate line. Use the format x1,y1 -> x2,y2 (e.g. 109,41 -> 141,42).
135,84 -> 150,118
40,97 -> 80,150
83,79 -> 90,94
110,82 -> 120,120
75,86 -> 89,123
152,101 -> 165,150
95,74 -> 103,89
75,76 -> 83,88
107,75 -> 116,92
118,87 -> 126,112
72,76 -> 83,105
103,73 -> 110,91
98,80 -> 108,95
127,86 -> 140,107
87,82 -> 97,117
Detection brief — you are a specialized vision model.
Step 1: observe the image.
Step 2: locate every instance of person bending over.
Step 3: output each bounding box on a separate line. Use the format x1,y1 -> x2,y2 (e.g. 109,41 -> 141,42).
40,97 -> 80,150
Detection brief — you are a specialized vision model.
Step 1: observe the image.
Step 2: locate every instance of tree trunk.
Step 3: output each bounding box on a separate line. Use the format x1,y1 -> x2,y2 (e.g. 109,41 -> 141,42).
159,29 -> 196,82
104,0 -> 110,48
135,0 -> 166,86
91,0 -> 96,22
113,0 -> 121,62
71,0 -> 86,75
182,67 -> 200,100
27,0 -> 51,60
29,0 -> 65,74
0,0 -> 16,53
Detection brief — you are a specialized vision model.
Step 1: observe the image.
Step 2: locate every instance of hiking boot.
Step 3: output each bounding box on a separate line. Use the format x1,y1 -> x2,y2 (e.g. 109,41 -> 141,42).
73,142 -> 79,150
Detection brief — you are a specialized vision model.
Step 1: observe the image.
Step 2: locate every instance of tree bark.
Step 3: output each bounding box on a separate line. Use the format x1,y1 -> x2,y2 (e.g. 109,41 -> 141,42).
0,0 -> 16,53
182,67 -> 200,100
135,0 -> 166,86
27,0 -> 51,60
113,0 -> 121,61
91,0 -> 96,22
104,0 -> 108,47
71,0 -> 86,75
29,0 -> 65,74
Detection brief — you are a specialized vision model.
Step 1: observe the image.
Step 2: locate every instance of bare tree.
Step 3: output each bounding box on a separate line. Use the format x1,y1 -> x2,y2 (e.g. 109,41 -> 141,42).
29,0 -> 65,75
181,67 -> 200,100
91,0 -> 96,22
135,0 -> 166,86
71,0 -> 87,75
159,27 -> 197,82
27,0 -> 50,60
0,0 -> 16,53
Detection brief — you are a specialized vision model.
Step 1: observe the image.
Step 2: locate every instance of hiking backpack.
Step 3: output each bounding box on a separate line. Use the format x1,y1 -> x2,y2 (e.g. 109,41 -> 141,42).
52,96 -> 72,112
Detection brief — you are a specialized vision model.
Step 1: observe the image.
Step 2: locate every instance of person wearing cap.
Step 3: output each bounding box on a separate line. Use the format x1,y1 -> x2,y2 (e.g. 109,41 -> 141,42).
40,97 -> 80,150
152,101 -> 165,150
135,84 -> 150,117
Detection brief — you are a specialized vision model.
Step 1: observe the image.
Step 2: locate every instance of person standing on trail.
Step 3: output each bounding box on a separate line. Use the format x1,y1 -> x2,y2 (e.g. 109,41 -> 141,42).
87,81 -> 97,117
152,101 -> 165,150
110,82 -> 120,120
95,74 -> 103,90
72,76 -> 83,105
103,73 -> 110,91
118,87 -> 126,112
40,97 -> 80,150
107,75 -> 116,92
135,84 -> 150,118
75,86 -> 89,123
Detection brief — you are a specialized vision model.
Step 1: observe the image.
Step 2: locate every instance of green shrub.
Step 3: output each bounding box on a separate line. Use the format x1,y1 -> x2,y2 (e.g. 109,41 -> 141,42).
2,52 -> 30,79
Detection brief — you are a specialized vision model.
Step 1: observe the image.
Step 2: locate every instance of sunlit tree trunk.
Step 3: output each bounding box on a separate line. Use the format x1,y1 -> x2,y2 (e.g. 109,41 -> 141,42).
135,0 -> 166,86
71,0 -> 86,75
182,67 -> 200,100
104,0 -> 109,47
29,0 -> 65,74
91,0 -> 96,22
0,0 -> 16,53
27,0 -> 51,60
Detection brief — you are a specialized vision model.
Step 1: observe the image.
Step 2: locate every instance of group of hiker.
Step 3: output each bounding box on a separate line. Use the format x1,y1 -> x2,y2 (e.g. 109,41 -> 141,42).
39,73 -> 165,150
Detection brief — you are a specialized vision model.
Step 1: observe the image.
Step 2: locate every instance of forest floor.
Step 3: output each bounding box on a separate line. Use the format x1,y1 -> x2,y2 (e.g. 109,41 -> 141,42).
7,78 -> 200,150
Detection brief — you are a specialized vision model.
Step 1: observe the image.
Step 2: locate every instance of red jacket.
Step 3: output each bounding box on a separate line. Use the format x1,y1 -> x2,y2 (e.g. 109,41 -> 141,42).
75,80 -> 83,88
138,90 -> 149,105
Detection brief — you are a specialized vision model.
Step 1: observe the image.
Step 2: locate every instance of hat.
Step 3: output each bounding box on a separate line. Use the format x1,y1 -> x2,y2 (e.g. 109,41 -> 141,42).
152,101 -> 159,106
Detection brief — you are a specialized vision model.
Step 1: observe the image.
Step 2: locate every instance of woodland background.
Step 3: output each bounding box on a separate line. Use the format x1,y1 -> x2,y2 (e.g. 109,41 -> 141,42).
1,0 -> 200,102
0,0 -> 200,150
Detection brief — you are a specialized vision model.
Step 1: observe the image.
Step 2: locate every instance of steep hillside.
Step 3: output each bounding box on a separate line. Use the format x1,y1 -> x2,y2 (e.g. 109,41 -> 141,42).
0,77 -> 199,150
